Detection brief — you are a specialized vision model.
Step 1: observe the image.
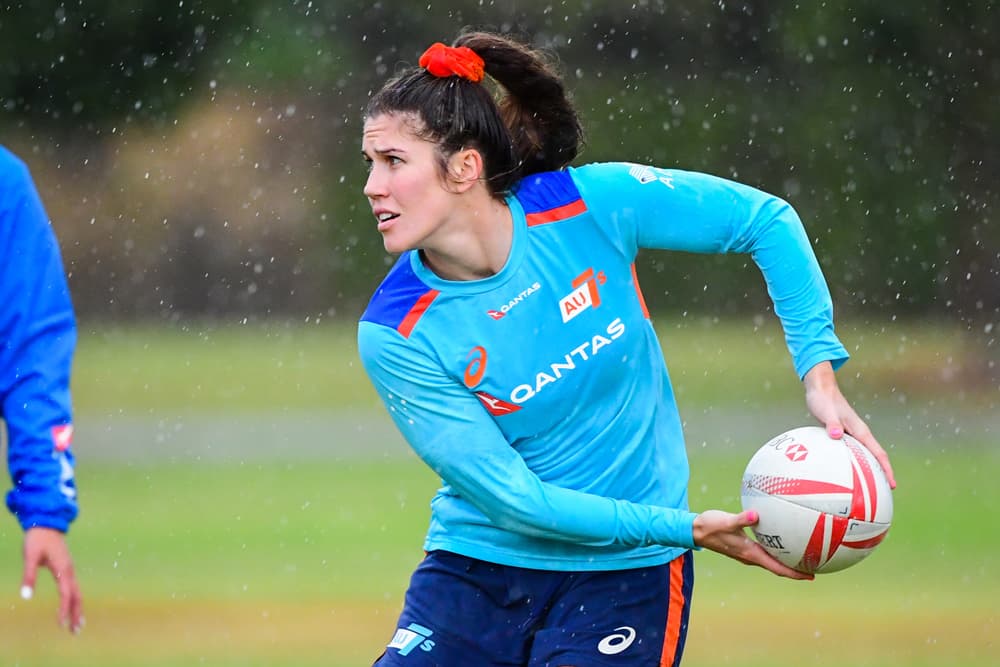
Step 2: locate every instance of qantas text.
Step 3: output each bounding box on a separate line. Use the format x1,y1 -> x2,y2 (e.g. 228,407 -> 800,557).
508,318 -> 625,404
487,281 -> 542,320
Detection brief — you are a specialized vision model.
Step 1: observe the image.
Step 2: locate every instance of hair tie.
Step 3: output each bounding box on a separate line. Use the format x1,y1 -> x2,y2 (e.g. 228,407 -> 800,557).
419,42 -> 485,83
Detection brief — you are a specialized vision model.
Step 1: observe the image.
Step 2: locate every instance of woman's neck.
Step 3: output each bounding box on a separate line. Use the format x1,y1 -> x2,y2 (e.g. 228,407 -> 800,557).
422,197 -> 513,281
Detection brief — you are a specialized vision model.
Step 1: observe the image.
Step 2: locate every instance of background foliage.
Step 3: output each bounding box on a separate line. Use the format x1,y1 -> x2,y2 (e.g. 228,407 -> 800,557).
1,0 -> 996,339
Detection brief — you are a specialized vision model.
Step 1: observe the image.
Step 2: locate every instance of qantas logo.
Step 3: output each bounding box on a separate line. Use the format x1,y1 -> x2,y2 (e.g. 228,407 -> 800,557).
475,391 -> 522,415
509,318 -> 625,404
487,281 -> 541,320
559,268 -> 606,323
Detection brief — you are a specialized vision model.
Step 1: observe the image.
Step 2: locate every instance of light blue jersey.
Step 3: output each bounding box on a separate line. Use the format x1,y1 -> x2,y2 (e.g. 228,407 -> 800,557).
358,162 -> 848,571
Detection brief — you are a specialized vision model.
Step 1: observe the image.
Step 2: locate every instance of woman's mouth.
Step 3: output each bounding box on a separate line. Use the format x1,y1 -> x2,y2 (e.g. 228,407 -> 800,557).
376,212 -> 399,231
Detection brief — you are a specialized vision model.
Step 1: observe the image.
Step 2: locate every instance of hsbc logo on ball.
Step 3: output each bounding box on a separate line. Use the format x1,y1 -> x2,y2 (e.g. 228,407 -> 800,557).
785,443 -> 808,462
764,432 -> 809,462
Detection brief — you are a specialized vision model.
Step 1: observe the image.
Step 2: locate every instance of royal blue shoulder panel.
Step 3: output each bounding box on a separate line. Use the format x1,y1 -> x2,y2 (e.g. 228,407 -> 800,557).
361,251 -> 439,337
515,170 -> 586,222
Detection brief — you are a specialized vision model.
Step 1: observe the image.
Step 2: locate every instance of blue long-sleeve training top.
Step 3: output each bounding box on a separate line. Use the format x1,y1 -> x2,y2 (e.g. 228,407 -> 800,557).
358,162 -> 848,571
0,146 -> 78,532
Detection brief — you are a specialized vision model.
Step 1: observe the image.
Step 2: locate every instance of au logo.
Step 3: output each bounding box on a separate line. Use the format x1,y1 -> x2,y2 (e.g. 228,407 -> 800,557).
559,268 -> 606,323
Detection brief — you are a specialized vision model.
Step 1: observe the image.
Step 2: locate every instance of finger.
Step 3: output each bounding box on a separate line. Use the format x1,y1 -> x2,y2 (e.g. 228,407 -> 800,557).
861,438 -> 895,489
50,558 -> 81,633
749,543 -> 814,581
727,514 -> 812,580
736,509 -> 760,528
67,580 -> 83,634
20,553 -> 39,601
56,569 -> 73,630
842,421 -> 897,489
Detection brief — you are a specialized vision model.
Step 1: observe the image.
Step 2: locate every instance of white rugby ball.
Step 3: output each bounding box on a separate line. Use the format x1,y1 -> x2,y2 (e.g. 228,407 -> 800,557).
741,426 -> 893,574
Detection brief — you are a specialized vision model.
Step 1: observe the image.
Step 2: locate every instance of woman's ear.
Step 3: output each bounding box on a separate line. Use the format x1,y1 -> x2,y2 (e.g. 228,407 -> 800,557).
447,148 -> 485,193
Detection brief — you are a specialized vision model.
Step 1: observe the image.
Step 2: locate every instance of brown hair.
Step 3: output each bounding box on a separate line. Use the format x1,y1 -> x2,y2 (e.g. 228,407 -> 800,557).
365,31 -> 583,198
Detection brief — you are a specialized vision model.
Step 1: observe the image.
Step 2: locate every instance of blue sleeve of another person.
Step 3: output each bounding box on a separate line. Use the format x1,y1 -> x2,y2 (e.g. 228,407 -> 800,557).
0,147 -> 78,532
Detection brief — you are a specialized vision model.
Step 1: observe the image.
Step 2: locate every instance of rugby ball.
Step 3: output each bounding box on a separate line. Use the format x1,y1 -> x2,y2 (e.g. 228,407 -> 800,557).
741,426 -> 893,574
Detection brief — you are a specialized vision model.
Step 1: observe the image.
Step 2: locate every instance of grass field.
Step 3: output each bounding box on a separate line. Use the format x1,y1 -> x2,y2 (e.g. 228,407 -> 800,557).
0,319 -> 996,666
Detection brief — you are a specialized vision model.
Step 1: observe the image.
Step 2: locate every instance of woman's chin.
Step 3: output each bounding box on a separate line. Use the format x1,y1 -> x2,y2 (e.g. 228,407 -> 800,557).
381,234 -> 414,255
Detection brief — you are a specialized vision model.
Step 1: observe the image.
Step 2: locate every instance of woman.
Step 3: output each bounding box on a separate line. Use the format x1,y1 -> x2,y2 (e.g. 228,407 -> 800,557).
358,31 -> 895,667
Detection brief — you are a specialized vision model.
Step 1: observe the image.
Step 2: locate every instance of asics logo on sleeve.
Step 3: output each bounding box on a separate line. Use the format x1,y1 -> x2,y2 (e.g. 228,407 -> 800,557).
598,626 -> 637,655
464,346 -> 488,387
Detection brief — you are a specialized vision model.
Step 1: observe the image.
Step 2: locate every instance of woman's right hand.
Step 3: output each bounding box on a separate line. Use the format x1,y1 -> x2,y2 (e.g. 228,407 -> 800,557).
692,509 -> 814,580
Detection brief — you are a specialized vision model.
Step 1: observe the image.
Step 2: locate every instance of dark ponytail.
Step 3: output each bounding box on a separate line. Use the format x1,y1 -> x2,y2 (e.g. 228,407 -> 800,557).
364,31 -> 582,198
454,32 -> 583,177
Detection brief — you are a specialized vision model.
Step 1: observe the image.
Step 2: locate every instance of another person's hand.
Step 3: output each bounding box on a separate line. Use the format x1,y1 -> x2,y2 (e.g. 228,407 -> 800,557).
21,526 -> 83,633
692,509 -> 813,580
803,361 -> 897,489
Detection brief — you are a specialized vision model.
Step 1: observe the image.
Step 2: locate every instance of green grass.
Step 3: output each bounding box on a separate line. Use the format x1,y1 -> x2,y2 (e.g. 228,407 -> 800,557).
1,445 -> 996,666
0,320 -> 994,665
74,322 -> 372,414
72,317 -> 993,414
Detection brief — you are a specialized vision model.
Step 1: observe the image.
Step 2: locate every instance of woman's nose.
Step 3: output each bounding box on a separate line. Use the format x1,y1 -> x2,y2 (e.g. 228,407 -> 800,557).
363,167 -> 385,198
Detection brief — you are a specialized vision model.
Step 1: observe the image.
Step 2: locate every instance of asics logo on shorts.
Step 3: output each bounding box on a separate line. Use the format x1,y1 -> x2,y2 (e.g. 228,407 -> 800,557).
597,626 -> 636,655
387,622 -> 435,656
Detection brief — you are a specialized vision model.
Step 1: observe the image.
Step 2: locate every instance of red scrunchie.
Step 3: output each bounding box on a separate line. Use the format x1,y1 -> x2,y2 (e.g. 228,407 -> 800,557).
419,42 -> 485,83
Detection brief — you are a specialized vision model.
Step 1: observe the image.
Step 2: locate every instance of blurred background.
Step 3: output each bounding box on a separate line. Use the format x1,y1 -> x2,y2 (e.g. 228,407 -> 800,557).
1,1 -> 997,665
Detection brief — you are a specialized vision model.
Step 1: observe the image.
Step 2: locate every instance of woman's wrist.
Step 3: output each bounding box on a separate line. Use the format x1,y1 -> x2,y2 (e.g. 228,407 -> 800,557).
802,360 -> 837,391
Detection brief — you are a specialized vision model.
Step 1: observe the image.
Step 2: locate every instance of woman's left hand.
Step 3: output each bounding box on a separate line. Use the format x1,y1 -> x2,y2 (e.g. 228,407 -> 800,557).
803,361 -> 897,489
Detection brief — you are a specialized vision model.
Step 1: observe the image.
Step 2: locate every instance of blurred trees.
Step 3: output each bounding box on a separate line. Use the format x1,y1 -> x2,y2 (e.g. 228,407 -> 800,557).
0,0 -> 996,339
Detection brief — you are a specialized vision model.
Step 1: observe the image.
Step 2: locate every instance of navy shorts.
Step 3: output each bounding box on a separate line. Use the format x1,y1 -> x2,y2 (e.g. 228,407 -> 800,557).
373,550 -> 694,667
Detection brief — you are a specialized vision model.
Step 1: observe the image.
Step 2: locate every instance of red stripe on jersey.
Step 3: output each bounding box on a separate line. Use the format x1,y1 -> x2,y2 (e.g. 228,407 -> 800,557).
397,289 -> 440,338
525,198 -> 587,226
630,263 -> 650,319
